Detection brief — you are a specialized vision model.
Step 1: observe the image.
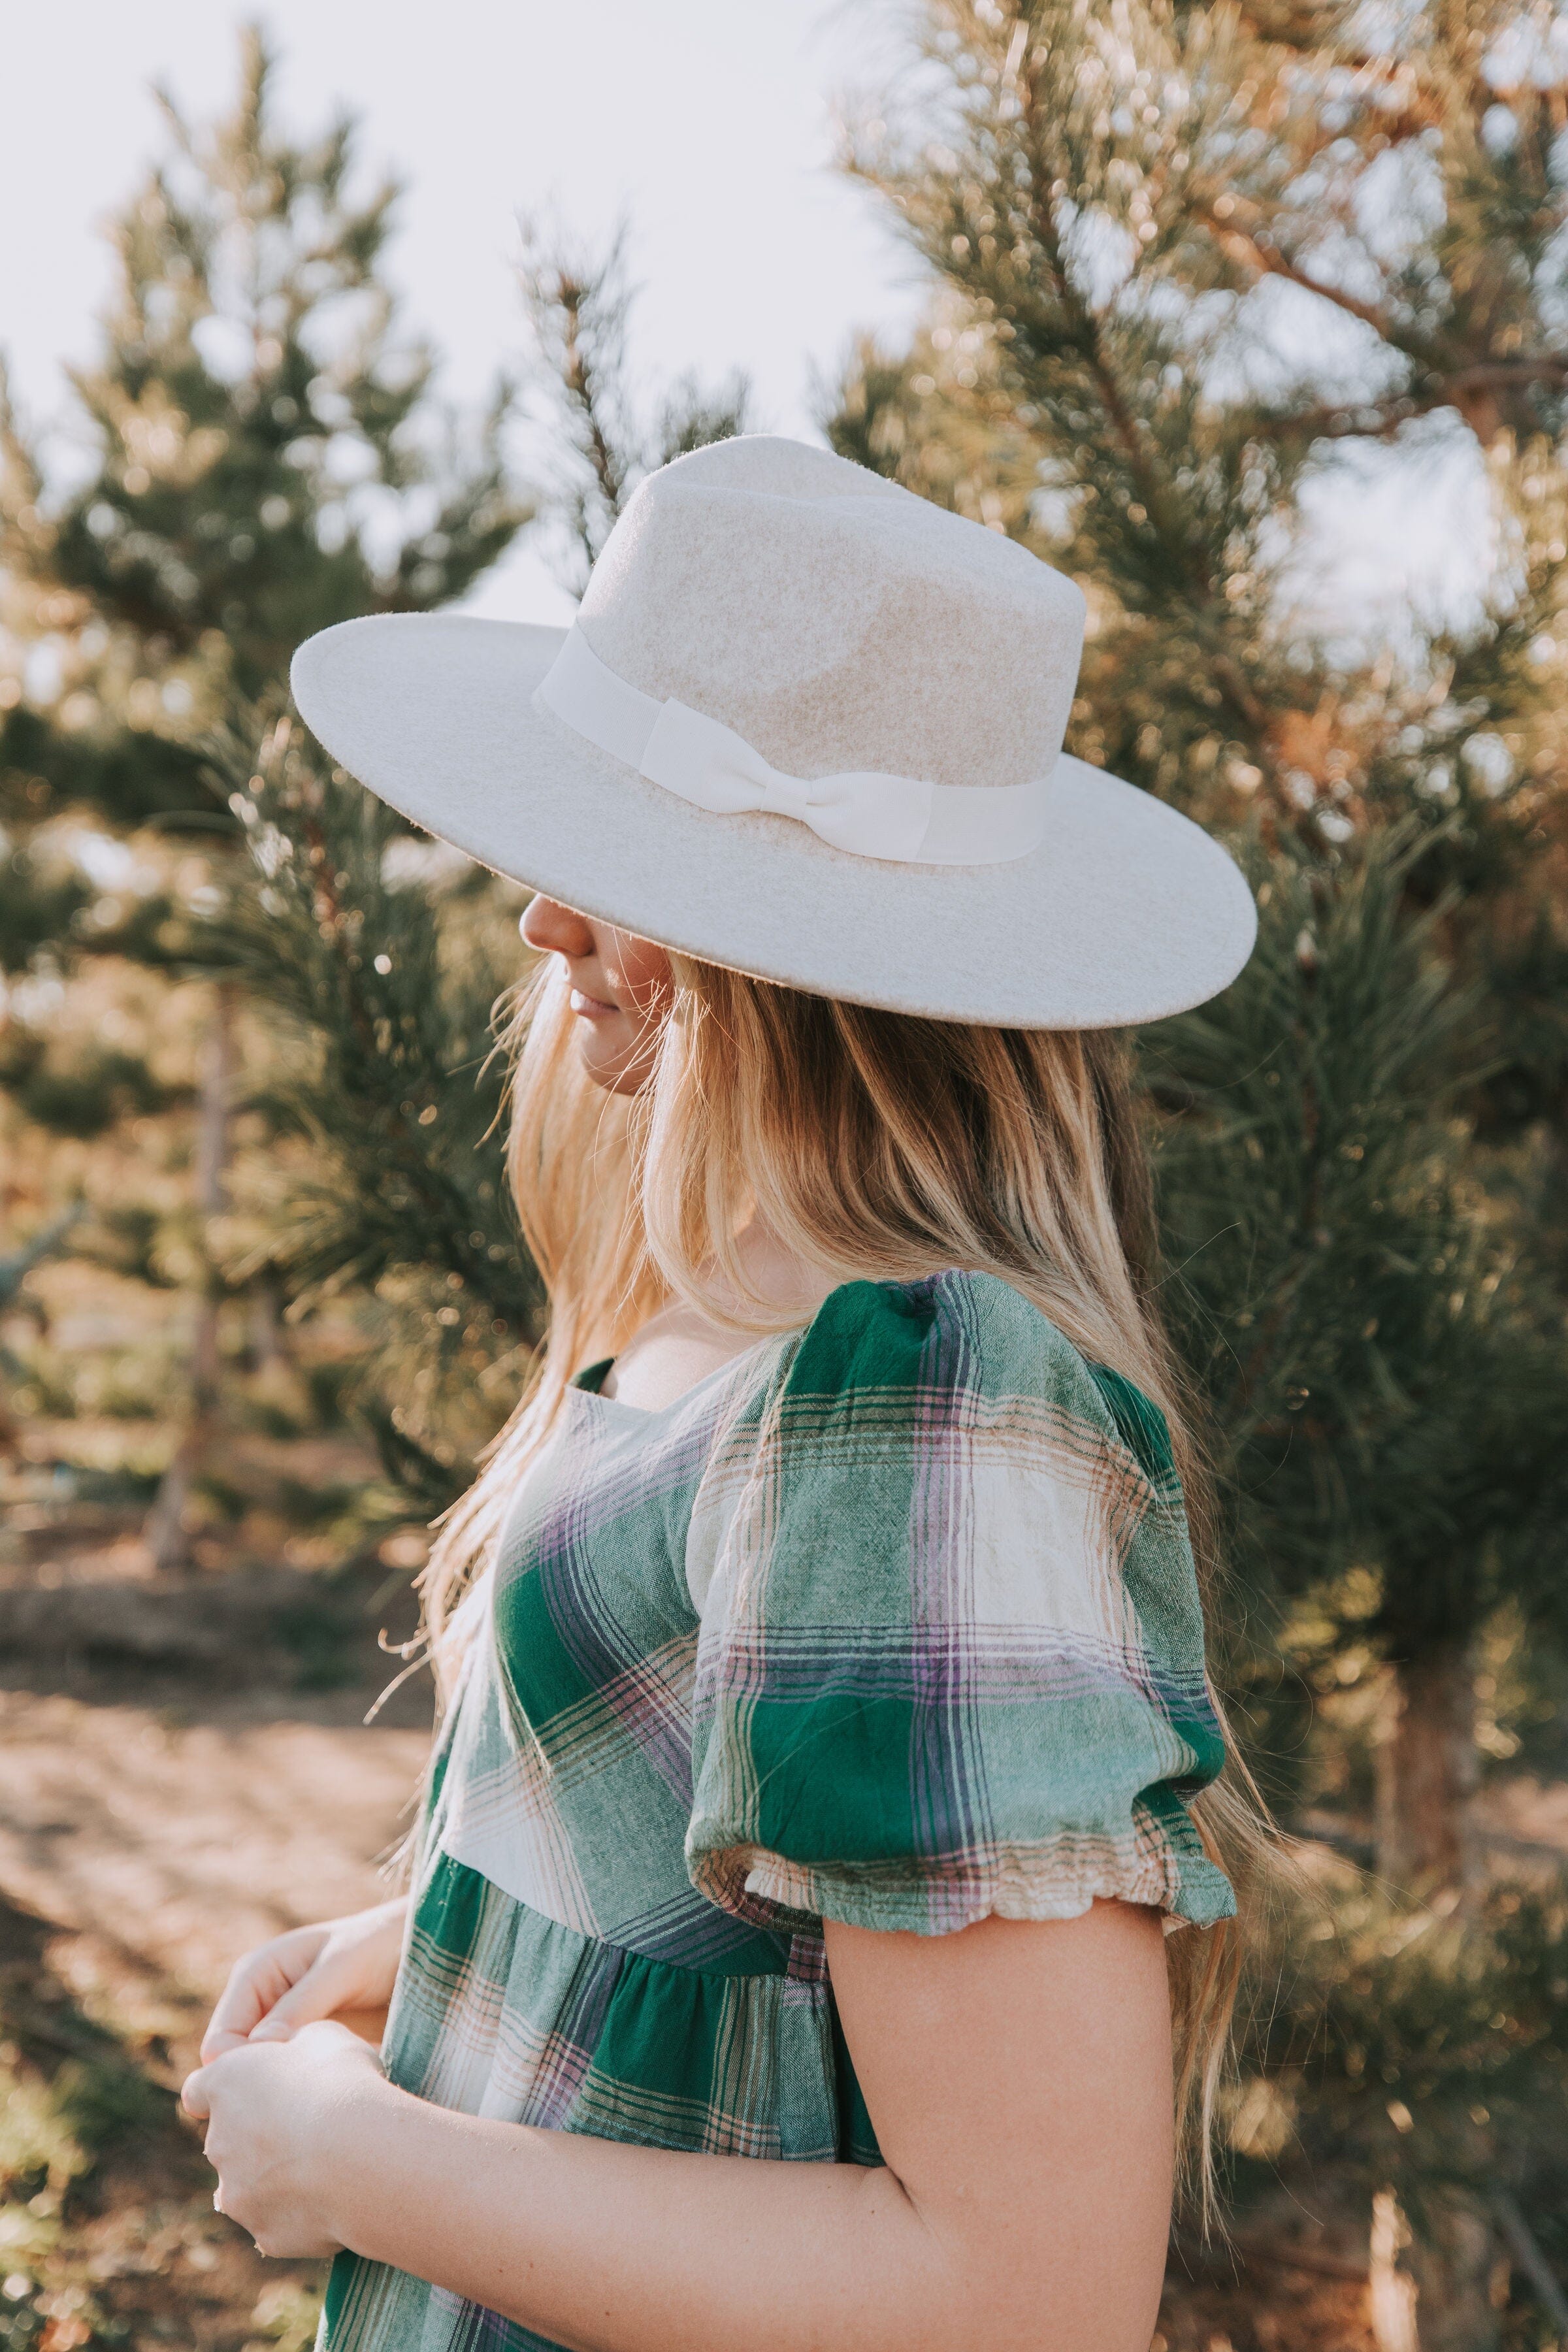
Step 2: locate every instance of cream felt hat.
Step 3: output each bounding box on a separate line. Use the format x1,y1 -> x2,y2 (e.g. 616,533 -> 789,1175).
290,434 -> 1254,1029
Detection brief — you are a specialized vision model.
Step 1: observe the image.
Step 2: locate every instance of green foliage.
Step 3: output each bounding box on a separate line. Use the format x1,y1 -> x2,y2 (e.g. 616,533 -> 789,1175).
1148,828 -> 1568,1669
0,837 -> 91,972
0,1891 -> 230,2352
0,2002 -> 167,2204
210,713 -> 539,1494
0,27 -> 536,1541
519,223 -> 752,591
0,20 -> 531,1007
1236,1876 -> 1568,2242
1475,905 -> 1568,1139
1151,831 -> 1478,1494
216,719 -> 532,1326
0,1032 -> 174,1139
0,696 -> 212,836
0,25 -> 530,834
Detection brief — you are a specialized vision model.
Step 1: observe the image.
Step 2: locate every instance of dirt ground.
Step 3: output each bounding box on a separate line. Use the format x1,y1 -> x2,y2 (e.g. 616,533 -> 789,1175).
0,1689 -> 426,2008
0,1498 -> 432,2352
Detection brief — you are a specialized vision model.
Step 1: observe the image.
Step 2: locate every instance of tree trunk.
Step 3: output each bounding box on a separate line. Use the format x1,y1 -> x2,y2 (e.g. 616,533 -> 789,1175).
1369,2189 -> 1420,2352
1373,1639 -> 1478,1893
144,981 -> 233,1572
249,1275 -> 286,1371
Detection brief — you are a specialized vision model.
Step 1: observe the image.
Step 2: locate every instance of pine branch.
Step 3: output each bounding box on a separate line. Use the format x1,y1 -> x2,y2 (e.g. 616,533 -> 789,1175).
519,221 -> 751,595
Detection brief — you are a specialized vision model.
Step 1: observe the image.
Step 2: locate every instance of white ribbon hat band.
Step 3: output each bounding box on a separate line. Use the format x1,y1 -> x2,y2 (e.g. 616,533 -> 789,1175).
532,625 -> 1052,868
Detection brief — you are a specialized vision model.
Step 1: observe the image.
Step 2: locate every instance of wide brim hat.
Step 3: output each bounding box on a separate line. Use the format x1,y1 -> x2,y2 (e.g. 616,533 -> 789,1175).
291,436 -> 1254,1030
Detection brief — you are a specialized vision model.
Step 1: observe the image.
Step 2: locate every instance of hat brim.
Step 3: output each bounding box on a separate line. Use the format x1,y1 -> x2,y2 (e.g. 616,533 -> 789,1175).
290,613 -> 1256,1030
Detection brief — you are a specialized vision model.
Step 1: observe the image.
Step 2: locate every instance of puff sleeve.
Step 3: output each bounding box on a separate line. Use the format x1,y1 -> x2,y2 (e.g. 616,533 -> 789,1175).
685,1271 -> 1234,1937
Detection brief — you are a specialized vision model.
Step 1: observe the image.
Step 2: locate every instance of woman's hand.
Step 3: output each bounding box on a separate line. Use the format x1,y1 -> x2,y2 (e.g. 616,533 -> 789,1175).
182,2020 -> 393,2258
200,1897 -> 408,2062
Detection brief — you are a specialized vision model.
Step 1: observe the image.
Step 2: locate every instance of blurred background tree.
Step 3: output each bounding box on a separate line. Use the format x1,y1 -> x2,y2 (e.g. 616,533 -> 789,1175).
0,25 -> 530,1563
0,33 -> 754,1576
192,231 -> 755,1529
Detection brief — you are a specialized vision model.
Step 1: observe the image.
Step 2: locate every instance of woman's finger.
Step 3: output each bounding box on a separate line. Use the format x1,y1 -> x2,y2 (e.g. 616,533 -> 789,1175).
201,1930 -> 323,2060
200,2027 -> 255,2061
201,1968 -> 279,2061
181,2062 -> 213,2119
246,1950 -> 361,2041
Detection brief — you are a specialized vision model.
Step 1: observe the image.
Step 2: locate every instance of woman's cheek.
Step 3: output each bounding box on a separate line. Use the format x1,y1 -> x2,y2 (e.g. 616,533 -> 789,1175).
606,930 -> 674,1008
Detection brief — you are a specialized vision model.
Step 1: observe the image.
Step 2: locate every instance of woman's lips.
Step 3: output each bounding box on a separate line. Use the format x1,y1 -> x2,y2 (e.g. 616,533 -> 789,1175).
569,987 -> 621,1020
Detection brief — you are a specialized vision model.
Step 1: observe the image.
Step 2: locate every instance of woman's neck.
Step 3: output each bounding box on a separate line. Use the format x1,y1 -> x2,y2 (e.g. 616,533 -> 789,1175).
600,1224 -> 838,1412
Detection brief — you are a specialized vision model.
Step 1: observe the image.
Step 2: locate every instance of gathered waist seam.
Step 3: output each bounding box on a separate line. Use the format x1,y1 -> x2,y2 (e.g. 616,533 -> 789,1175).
430,1846 -> 813,1983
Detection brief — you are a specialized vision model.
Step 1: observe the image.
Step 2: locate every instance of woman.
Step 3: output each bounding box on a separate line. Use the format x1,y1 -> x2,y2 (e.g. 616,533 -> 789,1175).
183,436 -> 1262,2352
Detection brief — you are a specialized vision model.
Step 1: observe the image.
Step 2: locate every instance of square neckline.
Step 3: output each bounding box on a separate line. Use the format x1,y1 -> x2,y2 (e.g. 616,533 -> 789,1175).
563,1274 -> 917,1422
567,1331 -> 783,1420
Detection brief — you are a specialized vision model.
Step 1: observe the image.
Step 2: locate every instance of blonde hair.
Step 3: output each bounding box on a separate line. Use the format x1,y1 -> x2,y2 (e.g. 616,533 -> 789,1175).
417,949 -> 1271,2214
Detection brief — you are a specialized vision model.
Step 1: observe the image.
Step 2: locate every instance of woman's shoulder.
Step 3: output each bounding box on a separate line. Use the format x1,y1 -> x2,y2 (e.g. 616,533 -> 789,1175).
782,1268 -> 1175,1491
791,1264 -> 1081,1380
690,1270 -> 1229,1938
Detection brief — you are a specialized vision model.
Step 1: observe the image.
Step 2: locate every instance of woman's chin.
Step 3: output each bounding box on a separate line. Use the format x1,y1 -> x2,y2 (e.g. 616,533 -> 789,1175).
574,1022 -> 642,1096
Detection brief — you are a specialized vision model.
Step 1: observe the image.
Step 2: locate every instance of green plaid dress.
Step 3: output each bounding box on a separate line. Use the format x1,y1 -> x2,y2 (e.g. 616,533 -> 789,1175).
321,1270 -> 1233,2351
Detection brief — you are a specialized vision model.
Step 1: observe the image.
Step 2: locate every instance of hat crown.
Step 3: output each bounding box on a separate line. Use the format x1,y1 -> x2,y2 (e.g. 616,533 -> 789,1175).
576,436 -> 1086,793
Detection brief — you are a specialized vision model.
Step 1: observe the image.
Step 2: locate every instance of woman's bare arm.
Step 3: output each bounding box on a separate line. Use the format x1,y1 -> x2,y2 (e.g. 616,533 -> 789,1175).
306,1897 -> 1173,2352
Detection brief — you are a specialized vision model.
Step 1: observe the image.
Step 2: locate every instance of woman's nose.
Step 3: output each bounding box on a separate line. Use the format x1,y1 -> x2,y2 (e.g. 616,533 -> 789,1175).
521,896 -> 597,960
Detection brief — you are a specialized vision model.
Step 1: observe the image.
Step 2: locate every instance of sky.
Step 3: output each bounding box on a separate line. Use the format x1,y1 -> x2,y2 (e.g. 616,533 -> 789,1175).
0,0 -> 925,626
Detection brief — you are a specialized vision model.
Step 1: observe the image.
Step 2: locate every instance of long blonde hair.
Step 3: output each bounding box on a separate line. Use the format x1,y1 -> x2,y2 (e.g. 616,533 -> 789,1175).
418,948 -> 1271,2212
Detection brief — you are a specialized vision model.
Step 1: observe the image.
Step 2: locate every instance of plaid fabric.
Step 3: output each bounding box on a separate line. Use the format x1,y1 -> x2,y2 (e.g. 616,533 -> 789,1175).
321,1271 -> 1232,2351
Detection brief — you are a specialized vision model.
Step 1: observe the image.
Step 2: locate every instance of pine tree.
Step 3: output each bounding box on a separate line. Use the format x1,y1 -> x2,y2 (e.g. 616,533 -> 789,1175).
1149,835 -> 1568,1879
517,225 -> 752,591
0,27 -> 531,1560
204,715 -> 537,1516
1,26 -> 523,817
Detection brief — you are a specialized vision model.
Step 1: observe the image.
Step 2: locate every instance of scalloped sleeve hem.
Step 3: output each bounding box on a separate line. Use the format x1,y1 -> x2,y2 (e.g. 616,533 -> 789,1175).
690,1824 -> 1237,1940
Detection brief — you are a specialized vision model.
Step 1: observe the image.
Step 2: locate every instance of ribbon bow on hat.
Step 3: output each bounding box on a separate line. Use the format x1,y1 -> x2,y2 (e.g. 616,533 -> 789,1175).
641,698 -> 937,862
534,624 -> 1050,869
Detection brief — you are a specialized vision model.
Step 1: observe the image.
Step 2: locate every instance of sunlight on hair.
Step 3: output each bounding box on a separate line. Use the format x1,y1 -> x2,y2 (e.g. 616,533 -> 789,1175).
409,945 -> 1279,2221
